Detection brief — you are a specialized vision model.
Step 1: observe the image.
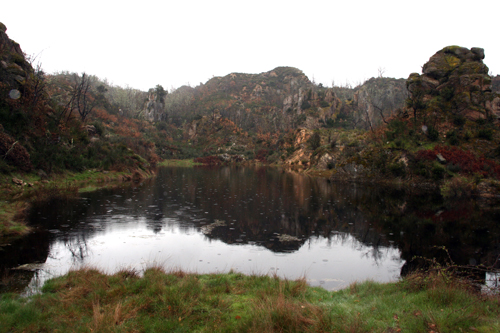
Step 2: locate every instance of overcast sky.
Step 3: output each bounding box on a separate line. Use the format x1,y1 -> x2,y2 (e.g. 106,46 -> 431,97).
2,0 -> 499,92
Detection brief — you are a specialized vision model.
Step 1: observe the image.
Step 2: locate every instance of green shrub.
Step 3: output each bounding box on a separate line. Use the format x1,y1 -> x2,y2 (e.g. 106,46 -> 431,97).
427,126 -> 439,142
414,161 -> 429,177
452,115 -> 466,126
307,132 -> 321,150
394,139 -> 404,148
91,121 -> 105,136
155,121 -> 168,132
446,130 -> 459,145
432,162 -> 445,180
476,118 -> 486,126
319,101 -> 329,108
477,129 -> 493,140
440,176 -> 476,198
388,162 -> 406,177
446,163 -> 462,173
385,119 -> 407,141
301,101 -> 311,110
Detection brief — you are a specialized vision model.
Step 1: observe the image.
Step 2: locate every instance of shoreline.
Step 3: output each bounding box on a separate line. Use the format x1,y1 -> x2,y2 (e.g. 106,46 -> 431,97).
0,167 -> 156,241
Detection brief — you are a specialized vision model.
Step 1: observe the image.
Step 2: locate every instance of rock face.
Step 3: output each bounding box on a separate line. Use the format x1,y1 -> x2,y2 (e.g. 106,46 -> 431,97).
0,22 -> 31,88
406,46 -> 500,120
349,77 -> 407,127
143,87 -> 167,122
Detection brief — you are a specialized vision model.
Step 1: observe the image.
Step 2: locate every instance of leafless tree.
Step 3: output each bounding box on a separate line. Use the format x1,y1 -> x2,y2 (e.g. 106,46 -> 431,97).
60,73 -> 96,123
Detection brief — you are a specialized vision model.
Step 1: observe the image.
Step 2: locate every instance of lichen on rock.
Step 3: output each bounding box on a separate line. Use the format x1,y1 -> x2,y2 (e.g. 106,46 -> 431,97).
407,45 -> 500,121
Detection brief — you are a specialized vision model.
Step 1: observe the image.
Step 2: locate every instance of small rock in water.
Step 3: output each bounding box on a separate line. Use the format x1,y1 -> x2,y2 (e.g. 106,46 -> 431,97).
13,263 -> 45,271
278,234 -> 301,242
200,219 -> 226,235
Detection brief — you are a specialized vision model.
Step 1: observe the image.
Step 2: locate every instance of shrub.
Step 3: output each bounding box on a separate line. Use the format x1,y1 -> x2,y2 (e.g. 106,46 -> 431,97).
255,149 -> 269,163
388,162 -> 406,177
307,132 -> 321,150
440,176 -> 476,198
416,145 -> 500,179
155,121 -> 168,132
432,162 -> 445,180
319,101 -> 329,108
446,163 -> 462,173
427,126 -> 439,141
477,129 -> 493,140
91,121 -> 105,136
452,115 -> 466,126
385,119 -> 407,141
446,130 -> 459,145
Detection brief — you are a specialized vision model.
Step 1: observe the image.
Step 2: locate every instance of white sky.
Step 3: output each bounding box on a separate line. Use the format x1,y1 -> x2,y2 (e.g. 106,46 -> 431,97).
2,0 -> 499,91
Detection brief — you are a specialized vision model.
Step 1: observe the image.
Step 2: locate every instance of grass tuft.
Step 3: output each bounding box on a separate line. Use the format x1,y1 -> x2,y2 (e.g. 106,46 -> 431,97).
0,267 -> 499,332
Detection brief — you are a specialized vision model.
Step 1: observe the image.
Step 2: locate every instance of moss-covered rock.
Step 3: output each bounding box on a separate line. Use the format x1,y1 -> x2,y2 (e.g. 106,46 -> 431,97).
407,45 -> 500,121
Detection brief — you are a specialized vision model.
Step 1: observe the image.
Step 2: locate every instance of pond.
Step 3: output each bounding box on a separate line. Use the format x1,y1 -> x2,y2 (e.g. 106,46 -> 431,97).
2,166 -> 500,294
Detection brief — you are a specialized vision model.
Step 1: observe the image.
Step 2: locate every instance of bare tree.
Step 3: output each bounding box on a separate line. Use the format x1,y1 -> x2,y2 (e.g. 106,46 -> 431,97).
378,67 -> 386,78
60,73 -> 96,123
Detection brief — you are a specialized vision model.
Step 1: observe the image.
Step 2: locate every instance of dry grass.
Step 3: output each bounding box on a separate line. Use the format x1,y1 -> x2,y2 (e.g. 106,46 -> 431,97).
1,267 -> 499,332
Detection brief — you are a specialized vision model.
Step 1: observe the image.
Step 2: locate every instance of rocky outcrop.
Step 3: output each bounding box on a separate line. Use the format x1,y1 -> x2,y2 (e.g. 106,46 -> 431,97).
351,77 -> 407,126
0,22 -> 31,88
406,46 -> 500,120
142,85 -> 168,122
492,75 -> 500,93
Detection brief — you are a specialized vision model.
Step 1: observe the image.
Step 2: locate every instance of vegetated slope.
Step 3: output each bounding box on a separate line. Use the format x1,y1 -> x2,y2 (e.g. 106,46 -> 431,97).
165,67 -> 407,133
319,46 -> 500,202
1,19 -> 409,169
0,22 -> 166,176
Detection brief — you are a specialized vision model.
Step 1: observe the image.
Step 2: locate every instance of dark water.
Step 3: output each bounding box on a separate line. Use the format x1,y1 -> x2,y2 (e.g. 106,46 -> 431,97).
2,166 -> 500,294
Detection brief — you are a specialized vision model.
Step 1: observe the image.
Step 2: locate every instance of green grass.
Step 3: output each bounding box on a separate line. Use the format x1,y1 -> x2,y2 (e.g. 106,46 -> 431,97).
0,201 -> 30,237
158,159 -> 201,167
0,267 -> 498,332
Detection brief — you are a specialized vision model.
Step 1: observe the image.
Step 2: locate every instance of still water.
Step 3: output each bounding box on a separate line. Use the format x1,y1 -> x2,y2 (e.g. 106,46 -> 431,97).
2,166 -> 500,293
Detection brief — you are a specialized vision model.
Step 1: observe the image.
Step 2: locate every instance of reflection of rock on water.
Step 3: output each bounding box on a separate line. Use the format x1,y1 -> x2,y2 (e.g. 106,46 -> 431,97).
201,220 -> 226,235
277,234 -> 301,242
201,219 -> 305,253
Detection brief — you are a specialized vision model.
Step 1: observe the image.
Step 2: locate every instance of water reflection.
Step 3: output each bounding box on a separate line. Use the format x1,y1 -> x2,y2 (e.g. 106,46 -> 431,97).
1,166 -> 499,294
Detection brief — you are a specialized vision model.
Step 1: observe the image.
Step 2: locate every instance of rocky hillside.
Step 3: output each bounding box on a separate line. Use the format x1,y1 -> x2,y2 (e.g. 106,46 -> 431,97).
318,46 -> 500,203
0,22 -> 163,174
0,22 -> 45,172
164,67 -> 407,133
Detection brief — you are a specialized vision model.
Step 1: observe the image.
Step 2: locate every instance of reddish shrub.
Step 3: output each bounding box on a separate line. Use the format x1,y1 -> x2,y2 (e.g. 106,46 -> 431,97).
416,145 -> 500,179
255,149 -> 269,162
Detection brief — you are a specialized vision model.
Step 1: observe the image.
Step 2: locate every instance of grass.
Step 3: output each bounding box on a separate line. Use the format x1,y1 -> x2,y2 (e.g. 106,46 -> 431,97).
0,168 -> 150,240
0,267 -> 498,332
0,201 -> 30,238
158,159 -> 201,167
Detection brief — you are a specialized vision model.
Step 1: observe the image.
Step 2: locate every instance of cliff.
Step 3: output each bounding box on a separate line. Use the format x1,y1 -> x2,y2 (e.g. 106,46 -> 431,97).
165,67 -> 407,133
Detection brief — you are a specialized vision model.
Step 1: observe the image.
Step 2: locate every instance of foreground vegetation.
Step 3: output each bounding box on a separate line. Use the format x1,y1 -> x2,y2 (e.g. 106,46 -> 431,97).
0,267 -> 499,332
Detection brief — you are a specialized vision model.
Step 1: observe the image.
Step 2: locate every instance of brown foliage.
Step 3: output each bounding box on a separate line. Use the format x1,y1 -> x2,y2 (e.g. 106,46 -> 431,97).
194,155 -> 223,165
0,131 -> 31,171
